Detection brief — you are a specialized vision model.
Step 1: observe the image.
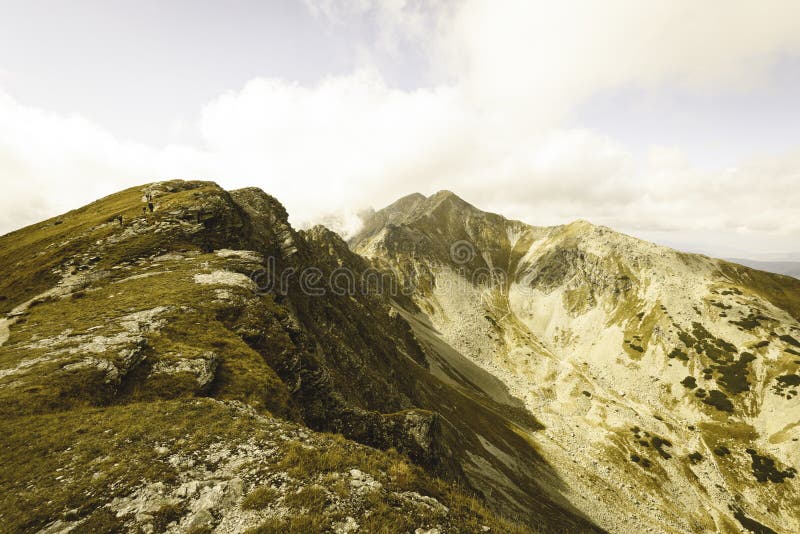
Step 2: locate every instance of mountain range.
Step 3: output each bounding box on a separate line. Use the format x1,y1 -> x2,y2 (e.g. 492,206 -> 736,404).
1,181 -> 798,533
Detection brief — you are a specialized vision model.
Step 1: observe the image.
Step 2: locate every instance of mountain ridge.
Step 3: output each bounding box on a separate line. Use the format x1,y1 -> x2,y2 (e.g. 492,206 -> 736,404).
2,182 -> 798,533
352,190 -> 800,534
0,180 -> 599,533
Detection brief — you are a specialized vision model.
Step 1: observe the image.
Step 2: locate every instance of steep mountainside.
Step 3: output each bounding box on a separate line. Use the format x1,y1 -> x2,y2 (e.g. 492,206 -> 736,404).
352,191 -> 800,534
0,181 -> 598,533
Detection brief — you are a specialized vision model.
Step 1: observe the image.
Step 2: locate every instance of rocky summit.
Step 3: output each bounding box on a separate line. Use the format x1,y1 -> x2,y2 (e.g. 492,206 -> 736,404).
1,181 -> 798,533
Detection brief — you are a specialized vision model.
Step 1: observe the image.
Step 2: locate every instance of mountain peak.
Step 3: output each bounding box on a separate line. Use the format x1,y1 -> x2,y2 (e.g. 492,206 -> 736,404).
428,189 -> 459,200
423,190 -> 477,211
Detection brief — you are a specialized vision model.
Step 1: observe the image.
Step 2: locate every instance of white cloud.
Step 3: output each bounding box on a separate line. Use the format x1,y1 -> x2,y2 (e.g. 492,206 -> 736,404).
1,1 -> 799,257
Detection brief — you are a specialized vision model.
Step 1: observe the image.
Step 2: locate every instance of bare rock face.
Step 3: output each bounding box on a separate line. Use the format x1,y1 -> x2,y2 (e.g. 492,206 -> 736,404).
149,351 -> 219,390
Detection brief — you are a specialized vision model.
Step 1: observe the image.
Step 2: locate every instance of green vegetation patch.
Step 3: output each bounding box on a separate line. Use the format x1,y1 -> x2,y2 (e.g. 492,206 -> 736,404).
650,436 -> 673,460
0,255 -> 292,417
745,449 -> 797,483
0,399 -> 258,531
241,486 -> 279,511
675,322 -> 752,399
689,322 -> 738,362
713,446 -> 731,457
668,348 -> 689,362
687,452 -> 703,465
731,312 -> 771,331
702,390 -> 734,413
720,287 -> 743,296
771,374 -> 800,398
283,485 -> 329,512
780,334 -> 800,348
0,398 -> 531,533
731,506 -> 777,534
713,352 -> 757,395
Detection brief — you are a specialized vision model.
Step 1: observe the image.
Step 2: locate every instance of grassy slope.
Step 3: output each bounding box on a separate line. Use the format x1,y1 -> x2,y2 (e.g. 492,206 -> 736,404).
1,399 -> 531,533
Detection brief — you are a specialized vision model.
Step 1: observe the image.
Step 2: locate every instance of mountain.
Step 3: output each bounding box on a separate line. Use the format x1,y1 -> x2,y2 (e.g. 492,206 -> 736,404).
351,191 -> 800,534
3,182 -> 798,534
0,181 -> 598,533
726,258 -> 800,280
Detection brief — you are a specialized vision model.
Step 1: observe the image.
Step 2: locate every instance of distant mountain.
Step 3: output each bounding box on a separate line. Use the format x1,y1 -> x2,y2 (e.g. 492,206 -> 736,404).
726,258 -> 800,279
352,190 -> 800,534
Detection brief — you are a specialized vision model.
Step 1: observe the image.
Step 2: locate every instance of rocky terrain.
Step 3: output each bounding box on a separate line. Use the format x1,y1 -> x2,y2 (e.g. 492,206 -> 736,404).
0,181 -> 597,533
3,181 -> 798,533
352,191 -> 800,534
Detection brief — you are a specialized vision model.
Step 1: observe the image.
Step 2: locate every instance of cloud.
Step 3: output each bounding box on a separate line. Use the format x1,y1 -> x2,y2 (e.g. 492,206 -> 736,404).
1,1 -> 799,258
0,91 -> 148,231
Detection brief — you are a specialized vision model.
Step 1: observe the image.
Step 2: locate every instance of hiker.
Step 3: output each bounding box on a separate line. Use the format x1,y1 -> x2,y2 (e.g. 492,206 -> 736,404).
148,201 -> 154,213
116,215 -> 123,226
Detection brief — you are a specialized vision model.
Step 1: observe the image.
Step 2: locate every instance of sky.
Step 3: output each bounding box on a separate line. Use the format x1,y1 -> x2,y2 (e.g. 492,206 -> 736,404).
1,1 -> 799,260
